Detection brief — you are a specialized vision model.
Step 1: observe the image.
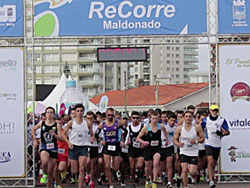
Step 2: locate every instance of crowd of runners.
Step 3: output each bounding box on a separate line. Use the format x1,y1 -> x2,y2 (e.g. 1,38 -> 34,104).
28,104 -> 230,188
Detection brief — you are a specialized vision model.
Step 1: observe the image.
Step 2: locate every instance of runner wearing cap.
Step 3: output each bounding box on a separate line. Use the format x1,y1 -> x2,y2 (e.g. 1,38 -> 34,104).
201,105 -> 230,188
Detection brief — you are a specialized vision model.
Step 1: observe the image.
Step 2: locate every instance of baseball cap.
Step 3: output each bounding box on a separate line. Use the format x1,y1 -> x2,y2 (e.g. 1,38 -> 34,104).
210,104 -> 219,111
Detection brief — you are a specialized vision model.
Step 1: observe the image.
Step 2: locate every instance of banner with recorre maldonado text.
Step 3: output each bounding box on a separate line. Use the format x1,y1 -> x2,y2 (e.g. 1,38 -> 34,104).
0,48 -> 24,177
220,44 -> 250,173
34,0 -> 207,36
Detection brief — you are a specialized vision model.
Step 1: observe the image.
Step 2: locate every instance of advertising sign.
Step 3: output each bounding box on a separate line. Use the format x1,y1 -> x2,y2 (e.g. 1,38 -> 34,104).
34,0 -> 207,36
0,0 -> 23,37
220,44 -> 250,173
218,0 -> 250,34
0,48 -> 24,177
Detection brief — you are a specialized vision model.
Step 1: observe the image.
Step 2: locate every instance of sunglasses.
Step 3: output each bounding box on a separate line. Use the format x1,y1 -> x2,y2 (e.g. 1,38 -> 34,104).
107,114 -> 114,117
132,117 -> 139,119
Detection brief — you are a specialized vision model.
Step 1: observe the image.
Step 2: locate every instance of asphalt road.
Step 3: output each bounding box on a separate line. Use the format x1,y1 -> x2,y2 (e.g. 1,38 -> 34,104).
24,181 -> 250,188
22,183 -> 250,188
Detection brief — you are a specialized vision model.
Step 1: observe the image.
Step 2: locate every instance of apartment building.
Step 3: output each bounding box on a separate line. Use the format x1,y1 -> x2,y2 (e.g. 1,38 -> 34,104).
133,38 -> 199,86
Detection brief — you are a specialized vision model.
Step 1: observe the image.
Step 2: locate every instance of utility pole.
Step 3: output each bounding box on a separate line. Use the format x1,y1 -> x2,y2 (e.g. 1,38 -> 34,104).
124,71 -> 127,113
155,78 -> 159,108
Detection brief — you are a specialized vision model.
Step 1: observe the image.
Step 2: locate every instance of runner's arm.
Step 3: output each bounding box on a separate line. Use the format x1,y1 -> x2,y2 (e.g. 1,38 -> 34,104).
32,121 -> 41,141
173,126 -> 183,147
62,120 -> 72,145
136,126 -> 147,144
195,124 -> 205,144
95,123 -> 103,142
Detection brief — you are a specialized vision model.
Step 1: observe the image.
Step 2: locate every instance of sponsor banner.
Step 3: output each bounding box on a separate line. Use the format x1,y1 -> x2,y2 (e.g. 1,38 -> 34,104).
34,0 -> 207,36
0,48 -> 24,177
0,0 -> 23,37
220,44 -> 250,173
218,0 -> 250,34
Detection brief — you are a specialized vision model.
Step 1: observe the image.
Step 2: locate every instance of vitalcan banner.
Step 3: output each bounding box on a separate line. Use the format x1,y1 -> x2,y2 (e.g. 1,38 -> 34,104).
0,0 -> 23,37
34,0 -> 207,36
220,44 -> 250,173
218,0 -> 250,34
0,48 -> 24,177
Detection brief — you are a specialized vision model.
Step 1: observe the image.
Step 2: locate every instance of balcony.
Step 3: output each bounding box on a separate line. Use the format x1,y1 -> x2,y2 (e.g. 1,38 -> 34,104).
78,57 -> 96,64
78,68 -> 99,73
184,64 -> 199,69
77,47 -> 96,53
78,80 -> 101,88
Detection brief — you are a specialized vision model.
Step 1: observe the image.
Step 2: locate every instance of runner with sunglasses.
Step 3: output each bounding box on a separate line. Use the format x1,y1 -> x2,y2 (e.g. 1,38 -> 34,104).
95,107 -> 125,188
125,111 -> 145,188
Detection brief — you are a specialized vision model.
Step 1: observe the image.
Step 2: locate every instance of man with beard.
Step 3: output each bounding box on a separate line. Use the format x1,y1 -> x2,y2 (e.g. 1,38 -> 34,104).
95,108 -> 124,188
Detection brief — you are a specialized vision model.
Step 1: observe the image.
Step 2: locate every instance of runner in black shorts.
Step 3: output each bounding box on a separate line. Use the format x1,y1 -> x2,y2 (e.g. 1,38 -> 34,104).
174,111 -> 204,188
160,112 -> 177,188
95,108 -> 124,188
125,111 -> 144,187
137,111 -> 168,188
32,107 -> 63,188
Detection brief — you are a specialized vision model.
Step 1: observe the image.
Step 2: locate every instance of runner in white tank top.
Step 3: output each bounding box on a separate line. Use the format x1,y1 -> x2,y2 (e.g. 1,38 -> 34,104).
62,104 -> 94,188
174,111 -> 204,188
68,118 -> 90,146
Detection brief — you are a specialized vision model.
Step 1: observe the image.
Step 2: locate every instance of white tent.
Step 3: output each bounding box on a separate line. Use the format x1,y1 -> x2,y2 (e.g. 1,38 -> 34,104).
41,74 -> 98,113
41,74 -> 67,110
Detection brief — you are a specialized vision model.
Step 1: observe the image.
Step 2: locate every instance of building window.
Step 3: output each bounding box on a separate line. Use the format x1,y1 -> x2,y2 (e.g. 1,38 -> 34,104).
62,53 -> 77,61
167,67 -> 170,71
36,66 -> 42,73
44,65 -> 52,73
52,65 -> 60,73
176,47 -> 179,50
167,60 -> 170,64
44,54 -> 60,62
176,61 -> 179,64
176,54 -> 180,57
176,68 -> 179,71
176,75 -> 179,78
44,77 -> 52,84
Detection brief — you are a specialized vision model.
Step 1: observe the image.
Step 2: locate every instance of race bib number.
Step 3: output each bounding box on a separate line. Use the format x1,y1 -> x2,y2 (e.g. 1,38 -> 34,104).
150,140 -> 159,146
133,142 -> 140,148
107,145 -> 116,151
78,134 -> 83,138
183,140 -> 193,148
58,148 -> 65,154
46,143 -> 55,150
121,147 -> 128,153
